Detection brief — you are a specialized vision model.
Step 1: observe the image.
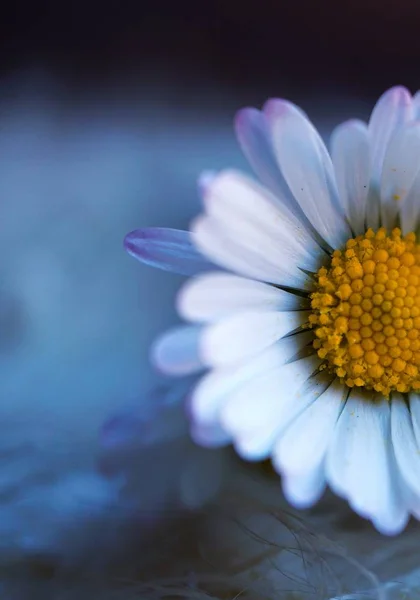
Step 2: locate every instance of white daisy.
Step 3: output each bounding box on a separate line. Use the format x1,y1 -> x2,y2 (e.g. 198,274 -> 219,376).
125,86 -> 420,535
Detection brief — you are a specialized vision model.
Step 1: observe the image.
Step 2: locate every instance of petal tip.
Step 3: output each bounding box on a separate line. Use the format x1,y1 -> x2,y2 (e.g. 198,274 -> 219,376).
234,106 -> 258,129
188,394 -> 209,428
342,118 -> 367,130
123,229 -> 141,256
381,85 -> 412,107
198,170 -> 217,197
263,98 -> 291,120
263,98 -> 307,124
150,335 -> 177,376
372,513 -> 409,536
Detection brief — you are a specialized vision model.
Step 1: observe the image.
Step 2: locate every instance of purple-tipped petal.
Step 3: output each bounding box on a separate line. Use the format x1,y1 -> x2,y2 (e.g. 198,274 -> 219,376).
262,97 -> 308,122
234,107 -> 293,202
265,98 -> 351,248
236,102 -> 332,246
368,86 -> 413,185
124,227 -> 214,276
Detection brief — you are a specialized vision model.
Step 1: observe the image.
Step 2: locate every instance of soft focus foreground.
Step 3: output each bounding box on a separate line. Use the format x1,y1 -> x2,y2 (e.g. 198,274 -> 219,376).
1,75 -> 420,598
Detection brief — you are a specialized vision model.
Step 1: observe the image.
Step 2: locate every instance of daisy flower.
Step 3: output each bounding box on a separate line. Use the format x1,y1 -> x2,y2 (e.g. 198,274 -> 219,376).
125,86 -> 420,535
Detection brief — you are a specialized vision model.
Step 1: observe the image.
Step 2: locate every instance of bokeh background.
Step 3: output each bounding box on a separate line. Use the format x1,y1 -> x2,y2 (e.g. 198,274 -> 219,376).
1,0 -> 420,592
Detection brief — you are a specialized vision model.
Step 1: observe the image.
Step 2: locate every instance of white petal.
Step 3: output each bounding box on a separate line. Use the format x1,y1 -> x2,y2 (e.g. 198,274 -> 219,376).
366,87 -> 412,232
369,86 -> 413,186
330,119 -> 370,235
365,189 -> 381,231
400,477 -> 420,520
233,435 -> 274,461
151,326 -> 203,376
413,90 -> 420,119
326,391 -> 408,535
234,108 -> 293,201
266,99 -> 351,248
408,394 -> 420,449
178,272 -> 307,323
235,103 -> 321,233
192,214 -> 314,290
190,331 -> 313,425
400,170 -> 420,234
371,470 -> 409,535
380,123 -> 420,230
282,464 -> 326,509
200,310 -> 310,367
220,355 -> 322,460
190,421 -> 231,448
202,170 -> 323,272
391,394 -> 420,498
197,170 -> 217,197
272,378 -> 345,476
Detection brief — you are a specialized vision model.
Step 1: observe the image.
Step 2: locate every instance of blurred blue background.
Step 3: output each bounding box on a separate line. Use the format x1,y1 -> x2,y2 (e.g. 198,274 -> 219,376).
0,0 -> 419,565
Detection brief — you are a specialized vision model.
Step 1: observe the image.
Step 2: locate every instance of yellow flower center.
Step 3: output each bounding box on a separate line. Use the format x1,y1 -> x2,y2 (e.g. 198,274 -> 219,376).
309,227 -> 420,396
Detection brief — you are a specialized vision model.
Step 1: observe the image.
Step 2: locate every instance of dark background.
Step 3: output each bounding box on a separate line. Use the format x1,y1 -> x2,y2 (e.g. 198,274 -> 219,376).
2,0 -> 420,102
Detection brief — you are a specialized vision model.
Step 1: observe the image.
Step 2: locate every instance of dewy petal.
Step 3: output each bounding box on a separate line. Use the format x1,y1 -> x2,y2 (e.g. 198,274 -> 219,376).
221,355 -> 322,461
200,310 -> 310,368
326,390 -> 408,535
282,464 -> 326,509
190,331 -> 313,425
201,170 -> 323,273
266,99 -> 351,248
380,123 -> 420,230
330,119 -> 370,236
272,378 -> 345,476
368,86 -> 413,187
191,215 -> 314,291
124,228 -> 214,276
391,394 -> 420,499
151,325 -> 203,376
178,272 -> 308,323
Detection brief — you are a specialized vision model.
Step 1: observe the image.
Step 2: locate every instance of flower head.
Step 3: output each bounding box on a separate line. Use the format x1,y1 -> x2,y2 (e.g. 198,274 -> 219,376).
126,87 -> 420,534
